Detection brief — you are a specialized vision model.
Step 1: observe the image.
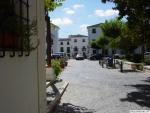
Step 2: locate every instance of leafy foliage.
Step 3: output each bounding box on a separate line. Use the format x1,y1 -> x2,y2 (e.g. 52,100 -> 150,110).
101,0 -> 150,47
99,18 -> 124,50
51,59 -> 62,76
90,40 -> 100,49
96,35 -> 109,49
101,19 -> 123,39
118,24 -> 137,53
45,0 -> 65,12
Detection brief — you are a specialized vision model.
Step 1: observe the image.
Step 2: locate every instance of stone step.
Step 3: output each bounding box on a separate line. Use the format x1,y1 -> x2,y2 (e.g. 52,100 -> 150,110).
46,80 -> 69,113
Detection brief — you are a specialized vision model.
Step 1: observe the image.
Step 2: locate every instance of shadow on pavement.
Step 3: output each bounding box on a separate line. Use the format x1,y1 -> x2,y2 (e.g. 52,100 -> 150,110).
120,77 -> 150,107
122,69 -> 139,73
54,103 -> 96,113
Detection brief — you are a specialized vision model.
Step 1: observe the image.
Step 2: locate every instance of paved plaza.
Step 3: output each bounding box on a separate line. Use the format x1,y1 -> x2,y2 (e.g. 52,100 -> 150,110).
54,59 -> 150,113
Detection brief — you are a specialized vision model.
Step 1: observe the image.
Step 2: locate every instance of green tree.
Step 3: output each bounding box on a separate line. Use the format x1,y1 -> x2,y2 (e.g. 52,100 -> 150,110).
96,35 -> 109,56
118,24 -> 137,54
101,19 -> 123,39
100,18 -> 124,54
90,40 -> 100,49
101,0 -> 150,61
45,0 -> 65,65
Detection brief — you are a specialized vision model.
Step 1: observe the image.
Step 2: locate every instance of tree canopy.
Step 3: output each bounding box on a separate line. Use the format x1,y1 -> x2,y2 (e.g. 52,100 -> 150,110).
101,19 -> 123,39
101,0 -> 150,61
45,0 -> 65,12
100,18 -> 124,50
96,35 -> 109,49
90,40 -> 100,49
101,0 -> 150,47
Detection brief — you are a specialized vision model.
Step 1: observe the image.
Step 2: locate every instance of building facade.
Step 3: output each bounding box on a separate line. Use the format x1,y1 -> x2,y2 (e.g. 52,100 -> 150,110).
59,38 -> 71,57
58,34 -> 89,58
87,23 -> 103,56
51,23 -> 59,54
87,23 -> 121,57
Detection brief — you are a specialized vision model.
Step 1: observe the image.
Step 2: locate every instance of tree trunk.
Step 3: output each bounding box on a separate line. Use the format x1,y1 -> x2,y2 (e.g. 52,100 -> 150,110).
141,45 -> 145,62
45,14 -> 51,66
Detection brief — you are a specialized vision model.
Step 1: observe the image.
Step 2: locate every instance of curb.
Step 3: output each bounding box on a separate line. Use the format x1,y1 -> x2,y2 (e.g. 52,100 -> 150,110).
47,82 -> 69,113
144,66 -> 150,73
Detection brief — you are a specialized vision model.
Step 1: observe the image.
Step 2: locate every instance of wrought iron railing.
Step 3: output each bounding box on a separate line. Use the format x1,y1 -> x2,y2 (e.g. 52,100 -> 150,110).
0,0 -> 30,57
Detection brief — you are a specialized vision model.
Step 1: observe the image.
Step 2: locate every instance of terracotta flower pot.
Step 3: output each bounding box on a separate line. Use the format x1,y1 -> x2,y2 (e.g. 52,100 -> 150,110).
61,64 -> 65,68
65,61 -> 68,66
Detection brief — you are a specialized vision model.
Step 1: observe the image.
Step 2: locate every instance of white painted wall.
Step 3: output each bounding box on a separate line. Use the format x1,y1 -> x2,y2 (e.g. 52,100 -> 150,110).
58,35 -> 89,58
51,24 -> 59,54
58,38 -> 71,56
70,36 -> 89,57
0,0 -> 46,113
87,26 -> 102,56
88,27 -> 102,41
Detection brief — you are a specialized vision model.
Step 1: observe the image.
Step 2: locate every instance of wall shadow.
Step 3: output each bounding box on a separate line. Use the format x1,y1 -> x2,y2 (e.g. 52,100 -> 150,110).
120,77 -> 150,107
54,103 -> 96,113
122,69 -> 140,73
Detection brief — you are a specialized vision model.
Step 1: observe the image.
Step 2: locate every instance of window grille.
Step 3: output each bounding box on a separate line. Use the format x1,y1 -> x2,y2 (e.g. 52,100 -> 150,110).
0,0 -> 30,57
82,46 -> 86,51
92,28 -> 96,33
74,47 -> 78,52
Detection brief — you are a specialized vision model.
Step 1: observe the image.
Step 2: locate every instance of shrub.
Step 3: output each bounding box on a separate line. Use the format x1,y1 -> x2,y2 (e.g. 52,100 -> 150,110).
135,63 -> 144,71
51,59 -> 62,76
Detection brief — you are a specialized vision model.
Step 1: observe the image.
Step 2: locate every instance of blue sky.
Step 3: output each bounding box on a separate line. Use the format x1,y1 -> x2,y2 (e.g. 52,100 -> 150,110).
49,0 -> 119,38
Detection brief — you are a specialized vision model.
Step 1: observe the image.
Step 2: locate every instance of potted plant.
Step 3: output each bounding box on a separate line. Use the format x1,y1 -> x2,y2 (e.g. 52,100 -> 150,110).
60,57 -> 65,68
65,61 -> 68,66
46,59 -> 62,81
51,59 -> 62,77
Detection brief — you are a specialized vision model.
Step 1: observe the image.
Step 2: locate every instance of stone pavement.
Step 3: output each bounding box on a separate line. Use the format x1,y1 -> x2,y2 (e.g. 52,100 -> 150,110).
54,59 -> 150,113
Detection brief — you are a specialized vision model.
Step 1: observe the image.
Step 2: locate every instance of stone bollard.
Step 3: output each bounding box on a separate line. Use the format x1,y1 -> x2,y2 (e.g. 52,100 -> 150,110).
113,59 -> 116,68
102,60 -> 104,68
120,61 -> 123,72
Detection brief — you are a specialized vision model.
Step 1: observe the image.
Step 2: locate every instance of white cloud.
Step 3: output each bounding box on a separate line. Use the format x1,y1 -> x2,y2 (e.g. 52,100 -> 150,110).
63,8 -> 75,14
52,17 -> 73,26
62,4 -> 84,15
80,24 -> 89,32
95,9 -> 119,17
73,4 -> 84,9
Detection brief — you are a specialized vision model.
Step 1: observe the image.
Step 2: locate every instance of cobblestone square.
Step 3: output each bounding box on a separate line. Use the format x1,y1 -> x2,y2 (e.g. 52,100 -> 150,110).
54,59 -> 150,113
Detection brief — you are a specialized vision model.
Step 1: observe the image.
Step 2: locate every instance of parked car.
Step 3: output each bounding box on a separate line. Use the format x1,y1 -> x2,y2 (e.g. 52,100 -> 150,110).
76,54 -> 84,60
51,54 -> 61,59
113,54 -> 125,59
88,54 -> 103,60
52,52 -> 68,60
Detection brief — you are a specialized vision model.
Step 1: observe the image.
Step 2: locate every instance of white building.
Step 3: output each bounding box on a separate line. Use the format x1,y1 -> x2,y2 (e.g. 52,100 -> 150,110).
59,38 -> 71,57
51,23 -> 59,54
58,34 -> 89,58
87,23 -> 103,56
87,23 -> 121,56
